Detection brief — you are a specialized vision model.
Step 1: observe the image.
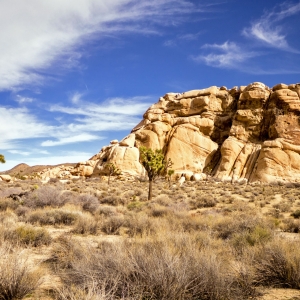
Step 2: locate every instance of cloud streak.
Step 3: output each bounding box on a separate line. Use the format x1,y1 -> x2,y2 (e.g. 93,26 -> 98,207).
0,96 -> 152,150
193,41 -> 258,68
0,0 -> 196,91
242,2 -> 300,52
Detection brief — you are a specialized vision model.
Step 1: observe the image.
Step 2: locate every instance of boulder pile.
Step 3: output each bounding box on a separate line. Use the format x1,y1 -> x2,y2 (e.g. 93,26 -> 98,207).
91,82 -> 300,184
4,82 -> 299,184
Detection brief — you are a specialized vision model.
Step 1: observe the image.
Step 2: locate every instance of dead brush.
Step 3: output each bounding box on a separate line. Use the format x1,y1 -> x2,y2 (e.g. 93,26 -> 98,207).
4,224 -> 52,247
26,208 -> 80,225
253,239 -> 300,289
72,214 -> 99,235
51,232 -> 248,300
25,185 -> 65,208
0,243 -> 44,300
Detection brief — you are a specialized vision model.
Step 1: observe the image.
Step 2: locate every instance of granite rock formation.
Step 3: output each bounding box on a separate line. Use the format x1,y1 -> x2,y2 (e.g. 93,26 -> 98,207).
87,82 -> 300,184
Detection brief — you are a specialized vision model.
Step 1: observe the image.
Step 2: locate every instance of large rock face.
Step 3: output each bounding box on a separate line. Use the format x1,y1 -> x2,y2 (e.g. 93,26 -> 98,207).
79,82 -> 300,183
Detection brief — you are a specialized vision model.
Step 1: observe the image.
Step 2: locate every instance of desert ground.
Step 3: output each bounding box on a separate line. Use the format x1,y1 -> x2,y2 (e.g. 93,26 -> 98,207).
1,176 -> 300,299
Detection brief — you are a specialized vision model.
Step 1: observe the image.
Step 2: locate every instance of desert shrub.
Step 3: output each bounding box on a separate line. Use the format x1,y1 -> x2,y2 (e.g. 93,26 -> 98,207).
0,244 -> 43,300
272,201 -> 291,213
75,194 -> 100,213
26,209 -> 79,225
98,194 -> 124,206
4,224 -> 51,247
280,218 -> 300,233
127,200 -> 145,211
72,215 -> 98,235
253,239 -> 300,288
0,198 -> 19,211
213,213 -> 272,240
291,209 -> 300,219
231,225 -> 272,252
148,204 -> 170,217
59,191 -> 77,205
123,213 -> 155,237
15,205 -> 31,217
96,205 -> 117,217
101,215 -> 125,235
25,186 -> 65,208
189,195 -> 217,209
52,233 -> 256,300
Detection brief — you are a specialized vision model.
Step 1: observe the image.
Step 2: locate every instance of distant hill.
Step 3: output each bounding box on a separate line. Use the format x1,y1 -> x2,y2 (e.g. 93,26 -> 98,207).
2,163 -> 76,176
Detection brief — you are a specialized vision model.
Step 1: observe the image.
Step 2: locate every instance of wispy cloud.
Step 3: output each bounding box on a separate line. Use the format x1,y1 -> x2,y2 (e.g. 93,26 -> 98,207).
41,133 -> 102,147
192,41 -> 257,68
0,95 -> 152,150
0,0 -> 197,91
51,96 -> 152,116
7,150 -> 31,156
242,2 -> 300,52
15,95 -> 35,104
164,31 -> 204,47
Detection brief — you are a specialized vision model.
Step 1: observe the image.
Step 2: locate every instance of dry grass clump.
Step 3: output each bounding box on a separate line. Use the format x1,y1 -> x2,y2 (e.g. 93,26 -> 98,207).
253,239 -> 300,289
26,208 -> 80,225
74,193 -> 100,213
0,197 -> 19,211
3,224 -> 52,247
189,195 -> 218,209
0,244 -> 44,300
72,214 -> 99,235
52,234 -> 256,300
25,185 -> 66,208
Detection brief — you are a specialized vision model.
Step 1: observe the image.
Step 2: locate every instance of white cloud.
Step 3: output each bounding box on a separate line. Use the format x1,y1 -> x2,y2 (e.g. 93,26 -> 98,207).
0,95 -> 152,150
15,95 -> 34,104
242,2 -> 300,52
0,107 -> 53,145
0,0 -> 196,91
50,96 -> 152,116
41,133 -> 102,147
7,150 -> 31,156
164,31 -> 203,47
70,92 -> 84,104
193,41 -> 257,68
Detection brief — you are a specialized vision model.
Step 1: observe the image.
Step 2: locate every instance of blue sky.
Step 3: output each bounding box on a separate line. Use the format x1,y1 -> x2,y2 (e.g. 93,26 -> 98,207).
1,0 -> 300,171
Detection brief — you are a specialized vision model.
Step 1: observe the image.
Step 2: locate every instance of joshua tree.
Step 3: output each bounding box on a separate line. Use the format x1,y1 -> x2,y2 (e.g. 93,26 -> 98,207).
167,169 -> 175,188
0,154 -> 5,164
105,162 -> 121,186
139,146 -> 172,200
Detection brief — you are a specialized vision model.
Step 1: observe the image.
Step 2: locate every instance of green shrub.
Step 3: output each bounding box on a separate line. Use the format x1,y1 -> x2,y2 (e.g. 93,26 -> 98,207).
5,225 -> 51,247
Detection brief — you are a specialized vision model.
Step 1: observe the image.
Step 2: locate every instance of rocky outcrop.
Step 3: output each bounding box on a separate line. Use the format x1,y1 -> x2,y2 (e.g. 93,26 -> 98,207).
11,82 -> 297,184
89,82 -> 300,184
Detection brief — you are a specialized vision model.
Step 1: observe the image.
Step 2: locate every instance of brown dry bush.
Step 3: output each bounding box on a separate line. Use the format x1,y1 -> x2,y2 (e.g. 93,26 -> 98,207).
26,208 -> 79,225
101,215 -> 125,235
0,198 -> 19,211
213,212 -> 273,241
0,244 -> 43,300
189,195 -> 218,209
52,233 -> 256,300
253,239 -> 300,289
4,224 -> 52,247
25,185 -> 65,208
72,214 -> 99,235
74,193 -> 100,213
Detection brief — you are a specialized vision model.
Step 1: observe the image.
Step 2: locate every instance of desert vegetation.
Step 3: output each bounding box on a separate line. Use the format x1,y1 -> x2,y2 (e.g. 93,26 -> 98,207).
1,177 -> 300,299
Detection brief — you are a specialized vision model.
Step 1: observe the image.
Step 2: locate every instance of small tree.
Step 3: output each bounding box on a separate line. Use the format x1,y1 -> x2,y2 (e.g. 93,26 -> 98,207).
104,163 -> 121,186
167,169 -> 175,188
0,154 -> 5,164
139,146 -> 172,200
